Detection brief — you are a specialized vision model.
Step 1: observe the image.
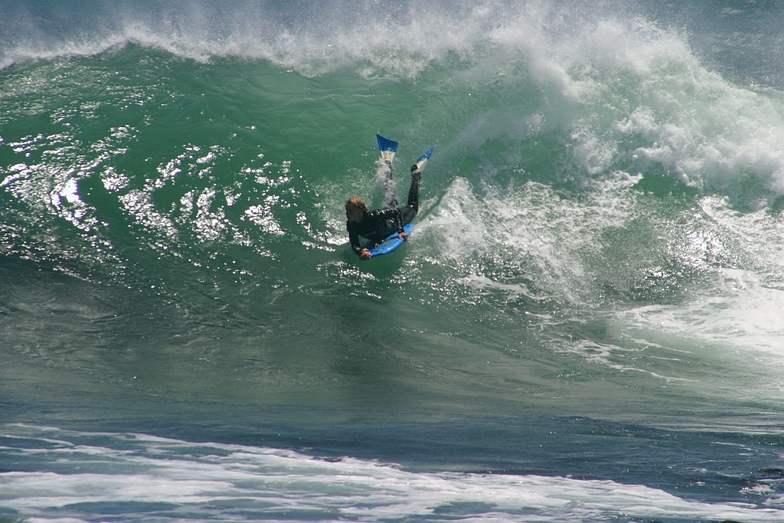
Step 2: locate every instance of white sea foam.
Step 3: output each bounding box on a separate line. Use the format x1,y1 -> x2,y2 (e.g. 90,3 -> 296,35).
2,425 -> 783,523
422,175 -> 641,305
462,10 -> 784,199
610,194 -> 784,357
617,269 -> 784,356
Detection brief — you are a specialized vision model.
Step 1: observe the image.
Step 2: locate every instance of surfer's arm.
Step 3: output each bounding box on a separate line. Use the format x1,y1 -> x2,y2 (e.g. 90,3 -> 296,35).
348,226 -> 371,259
391,208 -> 407,241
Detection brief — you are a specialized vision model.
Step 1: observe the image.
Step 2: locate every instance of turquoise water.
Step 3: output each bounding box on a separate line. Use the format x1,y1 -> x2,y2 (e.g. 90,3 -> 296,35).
3,1 -> 784,521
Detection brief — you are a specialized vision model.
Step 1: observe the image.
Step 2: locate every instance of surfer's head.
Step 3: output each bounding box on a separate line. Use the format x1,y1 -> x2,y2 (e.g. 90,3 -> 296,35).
345,197 -> 368,223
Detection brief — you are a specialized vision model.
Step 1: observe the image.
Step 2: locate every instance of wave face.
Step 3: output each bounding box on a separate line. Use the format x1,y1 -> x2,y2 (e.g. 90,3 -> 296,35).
3,1 -> 784,521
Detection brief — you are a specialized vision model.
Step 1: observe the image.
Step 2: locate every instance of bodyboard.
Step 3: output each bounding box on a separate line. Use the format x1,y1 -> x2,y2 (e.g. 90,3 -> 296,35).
365,223 -> 415,257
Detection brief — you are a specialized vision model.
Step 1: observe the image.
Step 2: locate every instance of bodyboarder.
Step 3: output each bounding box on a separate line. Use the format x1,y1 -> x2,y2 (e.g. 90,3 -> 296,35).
345,161 -> 422,260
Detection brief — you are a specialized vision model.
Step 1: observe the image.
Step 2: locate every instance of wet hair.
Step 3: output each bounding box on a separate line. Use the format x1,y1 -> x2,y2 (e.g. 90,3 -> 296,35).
345,196 -> 369,214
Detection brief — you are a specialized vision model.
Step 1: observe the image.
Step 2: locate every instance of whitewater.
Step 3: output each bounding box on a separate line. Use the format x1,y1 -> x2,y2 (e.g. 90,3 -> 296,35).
2,0 -> 784,521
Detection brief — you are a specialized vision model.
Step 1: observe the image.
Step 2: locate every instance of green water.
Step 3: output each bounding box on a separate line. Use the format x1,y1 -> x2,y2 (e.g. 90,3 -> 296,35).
3,2 -> 784,520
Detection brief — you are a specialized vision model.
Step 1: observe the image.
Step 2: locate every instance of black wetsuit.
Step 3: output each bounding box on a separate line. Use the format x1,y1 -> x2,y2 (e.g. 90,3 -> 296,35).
347,170 -> 420,257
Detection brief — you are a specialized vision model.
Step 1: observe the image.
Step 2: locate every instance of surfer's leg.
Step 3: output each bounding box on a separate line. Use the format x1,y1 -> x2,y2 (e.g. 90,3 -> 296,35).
399,169 -> 421,224
400,205 -> 416,225
380,159 -> 398,208
406,168 -> 421,213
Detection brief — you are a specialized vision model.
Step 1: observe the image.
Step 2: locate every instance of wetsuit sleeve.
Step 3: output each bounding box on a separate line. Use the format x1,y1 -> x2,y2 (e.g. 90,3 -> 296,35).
394,208 -> 404,233
347,223 -> 364,257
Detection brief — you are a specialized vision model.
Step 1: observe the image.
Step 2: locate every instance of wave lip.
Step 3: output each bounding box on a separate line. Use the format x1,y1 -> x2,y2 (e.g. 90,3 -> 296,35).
0,0 -> 478,72
0,0 -> 640,77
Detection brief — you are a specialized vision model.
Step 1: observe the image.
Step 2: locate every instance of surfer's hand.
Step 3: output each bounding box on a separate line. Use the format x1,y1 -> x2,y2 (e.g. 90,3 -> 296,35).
398,232 -> 408,241
360,249 -> 372,260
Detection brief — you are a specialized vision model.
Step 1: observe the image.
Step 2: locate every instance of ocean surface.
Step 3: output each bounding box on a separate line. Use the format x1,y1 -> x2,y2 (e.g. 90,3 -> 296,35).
3,1 -> 784,521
